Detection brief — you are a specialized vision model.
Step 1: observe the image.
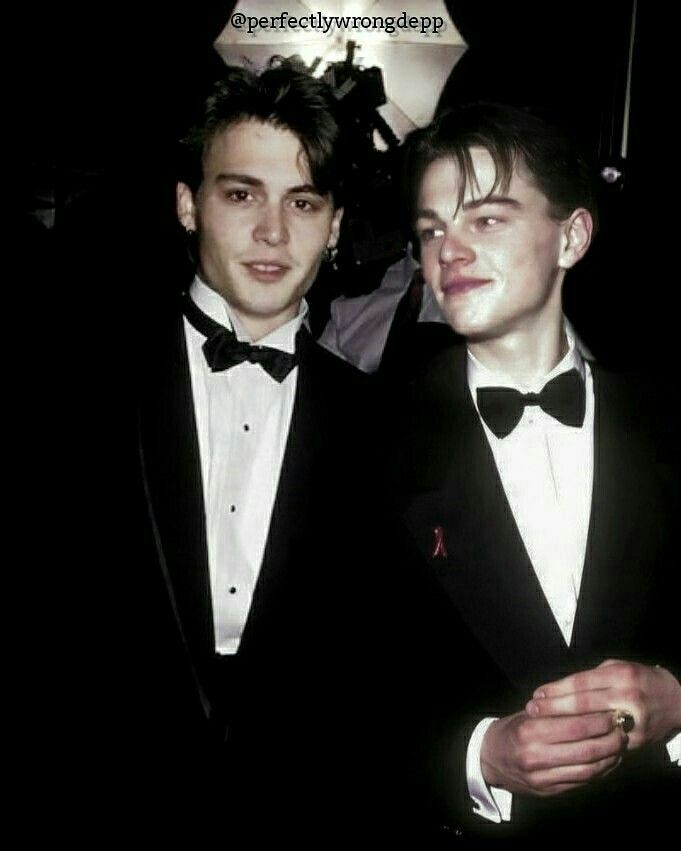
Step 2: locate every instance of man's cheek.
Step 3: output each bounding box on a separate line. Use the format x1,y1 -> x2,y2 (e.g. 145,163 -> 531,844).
420,253 -> 438,287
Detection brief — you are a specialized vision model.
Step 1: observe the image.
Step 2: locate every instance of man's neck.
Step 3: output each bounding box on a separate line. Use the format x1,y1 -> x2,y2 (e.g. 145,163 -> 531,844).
233,310 -> 299,343
468,321 -> 568,385
193,276 -> 302,343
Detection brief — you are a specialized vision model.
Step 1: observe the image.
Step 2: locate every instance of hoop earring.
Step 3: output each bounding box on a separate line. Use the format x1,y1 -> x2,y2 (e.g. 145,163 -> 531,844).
323,245 -> 338,270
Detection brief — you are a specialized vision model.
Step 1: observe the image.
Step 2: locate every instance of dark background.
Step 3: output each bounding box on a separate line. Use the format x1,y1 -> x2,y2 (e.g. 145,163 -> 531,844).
26,0 -> 671,370
13,2 -> 674,830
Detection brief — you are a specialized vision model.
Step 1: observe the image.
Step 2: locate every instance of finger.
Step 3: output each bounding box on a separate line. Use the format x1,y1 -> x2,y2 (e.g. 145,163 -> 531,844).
533,675 -> 578,700
521,711 -> 616,743
533,661 -> 636,699
533,669 -> 598,699
527,689 -> 615,717
519,728 -> 627,772
527,754 -> 622,794
533,667 -> 615,699
529,703 -> 643,750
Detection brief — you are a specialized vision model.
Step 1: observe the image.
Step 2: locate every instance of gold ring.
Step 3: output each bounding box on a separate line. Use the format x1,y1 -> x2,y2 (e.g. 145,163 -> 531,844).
614,710 -> 635,733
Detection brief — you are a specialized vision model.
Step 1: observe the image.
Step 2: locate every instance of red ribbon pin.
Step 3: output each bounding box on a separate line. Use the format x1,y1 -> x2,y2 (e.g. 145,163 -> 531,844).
432,525 -> 447,559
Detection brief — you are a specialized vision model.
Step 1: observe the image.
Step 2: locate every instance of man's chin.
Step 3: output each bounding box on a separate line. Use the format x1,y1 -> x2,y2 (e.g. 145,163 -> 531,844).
237,298 -> 304,335
441,311 -> 488,341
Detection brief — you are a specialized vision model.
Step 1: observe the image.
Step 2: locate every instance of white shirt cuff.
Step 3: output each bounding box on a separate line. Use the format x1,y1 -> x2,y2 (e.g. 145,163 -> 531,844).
466,717 -> 513,823
666,731 -> 681,765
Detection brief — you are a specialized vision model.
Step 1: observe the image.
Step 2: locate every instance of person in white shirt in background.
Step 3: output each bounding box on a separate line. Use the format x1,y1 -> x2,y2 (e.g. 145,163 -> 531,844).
384,101 -> 680,843
319,245 -> 435,372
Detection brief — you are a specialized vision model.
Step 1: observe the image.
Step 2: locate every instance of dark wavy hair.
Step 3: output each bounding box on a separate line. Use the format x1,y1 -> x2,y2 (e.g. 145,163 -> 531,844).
179,62 -> 346,207
403,102 -> 599,234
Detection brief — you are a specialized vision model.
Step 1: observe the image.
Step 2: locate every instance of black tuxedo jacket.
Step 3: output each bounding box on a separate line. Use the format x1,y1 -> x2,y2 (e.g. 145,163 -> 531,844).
98,296 -> 389,842
383,342 -> 680,843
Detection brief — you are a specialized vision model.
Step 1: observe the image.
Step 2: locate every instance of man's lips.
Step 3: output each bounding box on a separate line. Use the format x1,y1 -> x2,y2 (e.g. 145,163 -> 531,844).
441,276 -> 491,296
243,261 -> 291,281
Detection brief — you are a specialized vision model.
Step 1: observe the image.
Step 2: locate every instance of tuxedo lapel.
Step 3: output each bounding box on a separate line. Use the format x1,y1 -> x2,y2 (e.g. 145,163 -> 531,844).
396,345 -> 573,693
571,367 -> 663,658
137,308 -> 215,671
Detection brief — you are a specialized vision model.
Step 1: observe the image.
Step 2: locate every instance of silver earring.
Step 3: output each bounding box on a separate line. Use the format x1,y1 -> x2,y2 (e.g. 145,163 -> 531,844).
324,245 -> 338,268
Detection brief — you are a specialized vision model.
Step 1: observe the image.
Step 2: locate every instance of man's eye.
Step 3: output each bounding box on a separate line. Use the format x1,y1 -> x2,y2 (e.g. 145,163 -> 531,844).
476,216 -> 503,229
418,227 -> 444,243
226,189 -> 252,202
291,198 -> 320,212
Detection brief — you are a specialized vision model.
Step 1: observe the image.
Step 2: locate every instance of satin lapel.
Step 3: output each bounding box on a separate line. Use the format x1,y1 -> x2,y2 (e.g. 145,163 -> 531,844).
238,331 -> 321,655
397,345 -> 572,693
571,367 -> 662,658
137,308 -> 214,668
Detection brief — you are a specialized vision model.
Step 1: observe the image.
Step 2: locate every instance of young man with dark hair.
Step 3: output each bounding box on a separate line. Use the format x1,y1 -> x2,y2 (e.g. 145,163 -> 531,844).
387,102 -> 680,841
123,64 -> 381,840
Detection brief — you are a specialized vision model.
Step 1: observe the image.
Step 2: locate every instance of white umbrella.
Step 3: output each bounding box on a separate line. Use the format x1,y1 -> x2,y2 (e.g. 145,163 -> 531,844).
214,0 -> 467,138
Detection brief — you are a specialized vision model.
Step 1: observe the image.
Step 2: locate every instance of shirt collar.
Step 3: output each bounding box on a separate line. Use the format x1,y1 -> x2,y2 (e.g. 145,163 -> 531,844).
467,323 -> 586,397
189,275 -> 309,354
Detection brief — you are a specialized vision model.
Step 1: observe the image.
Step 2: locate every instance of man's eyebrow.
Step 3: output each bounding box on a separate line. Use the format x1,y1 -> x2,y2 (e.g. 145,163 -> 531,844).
462,196 -> 522,211
415,208 -> 441,220
416,197 -> 522,220
216,175 -> 325,196
287,183 -> 324,196
216,173 -> 263,187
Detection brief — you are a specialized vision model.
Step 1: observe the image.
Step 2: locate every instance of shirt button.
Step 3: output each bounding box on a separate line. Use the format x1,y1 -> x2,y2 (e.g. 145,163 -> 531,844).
229,505 -> 236,513
229,586 -> 237,594
243,424 -> 250,432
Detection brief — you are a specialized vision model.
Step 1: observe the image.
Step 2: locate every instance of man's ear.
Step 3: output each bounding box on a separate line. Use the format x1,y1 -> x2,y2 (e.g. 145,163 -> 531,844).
176,182 -> 197,232
558,208 -> 593,269
327,206 -> 344,249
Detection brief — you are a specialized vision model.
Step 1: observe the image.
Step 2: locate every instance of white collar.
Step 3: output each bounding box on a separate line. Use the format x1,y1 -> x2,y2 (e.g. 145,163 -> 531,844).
189,276 -> 309,354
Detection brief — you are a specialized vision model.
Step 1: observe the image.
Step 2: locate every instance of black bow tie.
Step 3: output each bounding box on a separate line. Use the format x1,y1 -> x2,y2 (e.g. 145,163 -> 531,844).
181,293 -> 301,383
476,368 -> 586,438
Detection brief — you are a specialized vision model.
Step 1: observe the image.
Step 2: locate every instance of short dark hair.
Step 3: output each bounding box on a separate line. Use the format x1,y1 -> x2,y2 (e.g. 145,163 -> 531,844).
179,62 -> 345,206
404,102 -> 599,233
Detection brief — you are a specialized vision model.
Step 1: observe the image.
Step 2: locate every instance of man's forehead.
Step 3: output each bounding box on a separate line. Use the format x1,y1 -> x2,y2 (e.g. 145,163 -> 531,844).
432,148 -> 503,193
204,119 -> 313,186
419,146 -> 542,207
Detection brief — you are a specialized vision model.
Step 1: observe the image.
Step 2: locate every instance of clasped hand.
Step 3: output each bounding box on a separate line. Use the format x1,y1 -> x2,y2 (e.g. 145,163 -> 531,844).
481,660 -> 681,796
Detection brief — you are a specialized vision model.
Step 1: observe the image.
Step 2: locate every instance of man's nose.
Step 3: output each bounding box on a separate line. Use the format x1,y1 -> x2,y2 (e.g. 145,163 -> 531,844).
253,203 -> 289,246
439,228 -> 475,265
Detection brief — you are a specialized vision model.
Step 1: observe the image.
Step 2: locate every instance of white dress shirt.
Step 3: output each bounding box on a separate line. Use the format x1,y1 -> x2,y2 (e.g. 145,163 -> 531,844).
469,334 -> 594,647
465,331 -> 593,822
184,277 -> 305,655
318,246 -> 443,372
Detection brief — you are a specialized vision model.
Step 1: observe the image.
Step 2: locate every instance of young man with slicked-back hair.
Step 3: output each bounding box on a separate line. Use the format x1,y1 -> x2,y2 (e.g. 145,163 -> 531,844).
385,102 -> 680,843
